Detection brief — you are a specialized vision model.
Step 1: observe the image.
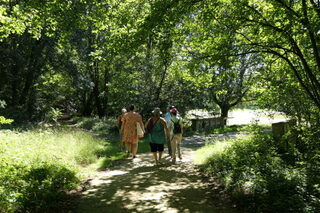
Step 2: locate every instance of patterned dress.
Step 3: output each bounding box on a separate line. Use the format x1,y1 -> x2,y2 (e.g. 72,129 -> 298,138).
121,111 -> 143,144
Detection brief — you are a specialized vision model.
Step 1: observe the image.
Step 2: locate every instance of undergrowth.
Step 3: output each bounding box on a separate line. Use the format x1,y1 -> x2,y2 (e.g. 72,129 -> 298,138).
195,126 -> 320,212
0,126 -> 121,212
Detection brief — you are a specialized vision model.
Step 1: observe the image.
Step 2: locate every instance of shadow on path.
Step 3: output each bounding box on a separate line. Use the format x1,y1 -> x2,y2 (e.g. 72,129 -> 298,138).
76,134 -> 241,213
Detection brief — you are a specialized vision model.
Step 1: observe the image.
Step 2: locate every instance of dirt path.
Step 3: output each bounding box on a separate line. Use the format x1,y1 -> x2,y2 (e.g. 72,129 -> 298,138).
74,109 -> 285,212
76,133 -> 240,213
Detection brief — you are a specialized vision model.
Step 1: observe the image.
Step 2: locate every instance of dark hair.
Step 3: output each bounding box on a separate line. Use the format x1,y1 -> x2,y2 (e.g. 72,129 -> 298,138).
129,104 -> 135,111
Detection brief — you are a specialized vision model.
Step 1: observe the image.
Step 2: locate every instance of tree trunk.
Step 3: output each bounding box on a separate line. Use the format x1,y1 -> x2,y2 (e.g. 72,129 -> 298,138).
220,104 -> 230,118
103,66 -> 110,115
154,64 -> 167,103
19,38 -> 46,106
93,83 -> 104,118
92,62 -> 104,118
82,91 -> 93,116
10,63 -> 19,106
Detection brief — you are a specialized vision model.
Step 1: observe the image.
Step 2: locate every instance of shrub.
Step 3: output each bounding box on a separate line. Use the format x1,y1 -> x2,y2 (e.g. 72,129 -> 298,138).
73,116 -> 118,135
0,127 -> 109,212
197,130 -> 314,212
44,107 -> 62,123
0,159 -> 79,213
0,159 -> 27,213
21,163 -> 79,212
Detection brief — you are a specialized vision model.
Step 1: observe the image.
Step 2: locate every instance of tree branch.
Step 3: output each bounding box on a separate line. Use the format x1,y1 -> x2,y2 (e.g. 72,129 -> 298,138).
309,0 -> 320,19
302,0 -> 320,73
273,0 -> 301,18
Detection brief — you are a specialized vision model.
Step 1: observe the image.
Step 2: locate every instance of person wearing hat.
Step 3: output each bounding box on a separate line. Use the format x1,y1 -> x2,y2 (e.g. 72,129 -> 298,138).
168,108 -> 183,163
145,107 -> 170,165
121,104 -> 144,159
116,108 -> 127,152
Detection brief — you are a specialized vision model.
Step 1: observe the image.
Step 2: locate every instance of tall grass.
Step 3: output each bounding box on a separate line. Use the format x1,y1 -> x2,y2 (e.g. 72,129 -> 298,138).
194,141 -> 231,165
195,130 -> 319,212
0,128 -> 106,175
0,127 -> 113,212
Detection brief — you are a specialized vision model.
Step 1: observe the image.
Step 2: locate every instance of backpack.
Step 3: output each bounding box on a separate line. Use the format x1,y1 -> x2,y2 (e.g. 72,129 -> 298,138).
171,118 -> 182,134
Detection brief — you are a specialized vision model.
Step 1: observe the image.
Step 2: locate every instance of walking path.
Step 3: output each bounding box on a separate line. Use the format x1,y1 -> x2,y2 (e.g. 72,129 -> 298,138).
76,110 -> 285,212
76,133 -> 240,213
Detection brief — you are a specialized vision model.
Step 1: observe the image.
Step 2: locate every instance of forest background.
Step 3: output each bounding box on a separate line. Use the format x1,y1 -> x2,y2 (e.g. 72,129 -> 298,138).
1,0 -> 320,212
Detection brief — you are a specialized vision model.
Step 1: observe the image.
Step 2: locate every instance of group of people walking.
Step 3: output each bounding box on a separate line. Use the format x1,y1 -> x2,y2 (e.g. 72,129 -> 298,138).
116,105 -> 183,165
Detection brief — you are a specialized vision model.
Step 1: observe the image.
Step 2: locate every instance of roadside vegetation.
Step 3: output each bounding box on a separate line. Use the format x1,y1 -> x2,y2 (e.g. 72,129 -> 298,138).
1,0 -> 320,212
0,118 -> 149,212
195,126 -> 320,212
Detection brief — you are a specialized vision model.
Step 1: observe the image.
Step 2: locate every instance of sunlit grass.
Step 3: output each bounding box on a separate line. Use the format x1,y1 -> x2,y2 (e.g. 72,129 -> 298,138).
0,127 -> 118,179
194,141 -> 229,165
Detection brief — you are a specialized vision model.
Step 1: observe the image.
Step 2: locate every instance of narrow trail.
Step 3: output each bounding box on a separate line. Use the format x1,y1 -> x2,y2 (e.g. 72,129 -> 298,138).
75,132 -> 241,213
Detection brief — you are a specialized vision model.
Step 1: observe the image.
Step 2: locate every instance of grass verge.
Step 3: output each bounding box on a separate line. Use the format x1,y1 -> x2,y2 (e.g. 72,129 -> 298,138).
0,123 -> 150,212
195,129 -> 320,212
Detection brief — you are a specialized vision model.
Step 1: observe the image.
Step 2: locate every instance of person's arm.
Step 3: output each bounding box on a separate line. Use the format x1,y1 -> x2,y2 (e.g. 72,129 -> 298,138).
116,115 -> 120,128
120,116 -> 126,135
139,115 -> 145,132
180,119 -> 183,135
161,118 -> 170,137
145,118 -> 151,128
167,119 -> 173,139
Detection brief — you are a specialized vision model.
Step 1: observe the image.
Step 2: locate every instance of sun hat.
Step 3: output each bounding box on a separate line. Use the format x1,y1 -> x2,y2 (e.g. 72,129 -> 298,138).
152,107 -> 162,115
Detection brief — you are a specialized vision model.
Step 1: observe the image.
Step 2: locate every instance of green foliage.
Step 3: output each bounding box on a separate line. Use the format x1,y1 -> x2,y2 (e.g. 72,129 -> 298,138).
20,163 -> 79,212
0,116 -> 13,125
0,100 -> 14,126
0,123 -> 148,211
73,116 -> 118,135
0,0 -> 319,129
44,107 -> 63,123
0,158 -> 79,213
0,127 -> 113,211
0,158 -> 27,213
196,129 -> 320,212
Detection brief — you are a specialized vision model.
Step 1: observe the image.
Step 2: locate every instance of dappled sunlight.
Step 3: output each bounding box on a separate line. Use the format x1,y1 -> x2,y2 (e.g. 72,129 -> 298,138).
76,124 -> 255,212
77,147 -> 237,213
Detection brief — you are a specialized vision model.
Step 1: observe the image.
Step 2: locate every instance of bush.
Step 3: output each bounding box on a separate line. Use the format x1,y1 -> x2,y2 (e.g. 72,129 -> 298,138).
0,159 -> 79,213
44,107 -> 62,123
0,159 -> 27,213
21,163 -> 79,212
73,116 -> 118,135
196,129 -> 318,212
0,127 -> 110,212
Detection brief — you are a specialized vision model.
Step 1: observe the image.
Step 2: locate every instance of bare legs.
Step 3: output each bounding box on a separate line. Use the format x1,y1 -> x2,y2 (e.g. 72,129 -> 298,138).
125,142 -> 131,155
131,143 -> 138,157
158,151 -> 163,161
152,152 -> 158,165
152,151 -> 163,165
125,142 -> 138,158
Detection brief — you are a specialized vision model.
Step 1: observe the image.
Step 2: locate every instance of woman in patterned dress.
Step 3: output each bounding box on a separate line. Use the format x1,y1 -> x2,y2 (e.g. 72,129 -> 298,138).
121,105 -> 144,158
116,108 -> 127,152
